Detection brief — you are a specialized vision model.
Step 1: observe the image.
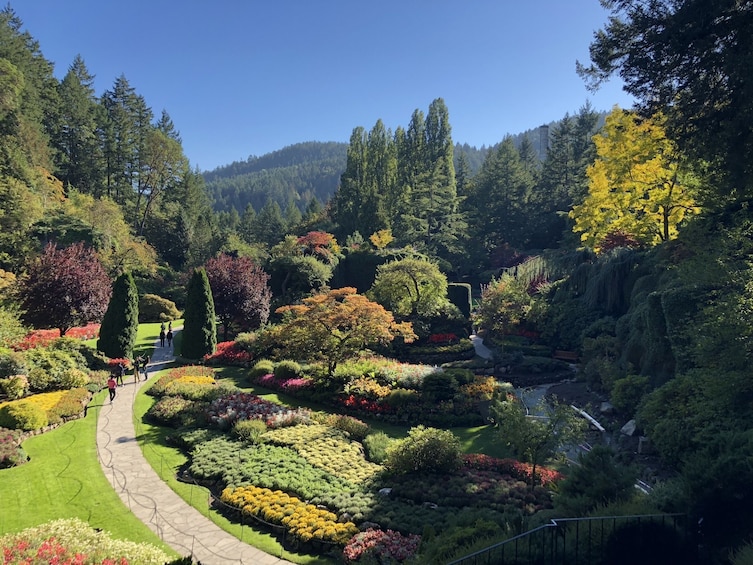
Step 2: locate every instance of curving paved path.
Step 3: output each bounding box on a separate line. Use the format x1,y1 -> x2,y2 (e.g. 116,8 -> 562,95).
96,331 -> 293,565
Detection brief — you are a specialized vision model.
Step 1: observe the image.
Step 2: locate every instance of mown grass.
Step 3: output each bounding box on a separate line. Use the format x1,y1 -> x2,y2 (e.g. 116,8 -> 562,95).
0,389 -> 176,557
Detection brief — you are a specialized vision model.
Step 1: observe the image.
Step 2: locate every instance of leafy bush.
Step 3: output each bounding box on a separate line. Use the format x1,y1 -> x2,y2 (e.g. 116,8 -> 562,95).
611,374 -> 651,414
274,359 -> 302,380
0,401 -> 48,430
48,337 -> 109,371
59,368 -> 89,389
343,528 -> 421,563
248,359 -> 275,380
330,414 -> 370,441
139,293 -> 181,322
362,432 -> 394,464
86,370 -> 109,393
146,396 -> 204,427
232,418 -> 268,444
23,348 -> 83,392
0,349 -> 27,379
47,388 -> 89,424
0,427 -> 27,468
385,426 -> 462,475
0,374 -> 28,400
383,388 -> 419,408
421,372 -> 458,402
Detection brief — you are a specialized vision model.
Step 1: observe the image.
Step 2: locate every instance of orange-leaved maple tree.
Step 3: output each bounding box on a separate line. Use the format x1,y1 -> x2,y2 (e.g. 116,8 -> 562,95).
275,287 -> 415,375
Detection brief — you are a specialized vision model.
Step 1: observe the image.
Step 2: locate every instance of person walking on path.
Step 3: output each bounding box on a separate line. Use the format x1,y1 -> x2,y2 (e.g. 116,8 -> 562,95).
159,328 -> 166,347
166,329 -> 173,349
107,375 -> 117,403
142,356 -> 150,380
96,327 -> 293,565
133,357 -> 140,384
116,362 -> 125,387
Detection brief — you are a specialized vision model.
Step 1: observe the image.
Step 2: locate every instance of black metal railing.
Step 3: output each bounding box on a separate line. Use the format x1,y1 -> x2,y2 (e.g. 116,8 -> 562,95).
447,513 -> 690,565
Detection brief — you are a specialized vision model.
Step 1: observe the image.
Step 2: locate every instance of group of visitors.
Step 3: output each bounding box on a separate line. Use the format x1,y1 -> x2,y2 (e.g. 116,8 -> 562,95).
106,354 -> 151,403
159,321 -> 173,349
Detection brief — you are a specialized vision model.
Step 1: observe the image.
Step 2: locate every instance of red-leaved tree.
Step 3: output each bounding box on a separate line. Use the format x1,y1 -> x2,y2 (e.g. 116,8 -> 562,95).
20,242 -> 112,336
205,253 -> 272,340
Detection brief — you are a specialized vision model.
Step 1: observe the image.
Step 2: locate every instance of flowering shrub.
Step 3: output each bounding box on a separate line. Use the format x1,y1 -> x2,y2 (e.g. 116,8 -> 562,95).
339,394 -> 393,416
344,376 -> 392,400
428,333 -> 458,344
13,324 -> 100,351
203,341 -> 253,366
459,376 -> 498,401
462,453 -> 563,486
0,427 -> 26,468
255,373 -> 314,394
221,485 -> 359,545
147,365 -> 214,396
207,392 -> 310,430
343,528 -> 421,563
0,518 -> 171,564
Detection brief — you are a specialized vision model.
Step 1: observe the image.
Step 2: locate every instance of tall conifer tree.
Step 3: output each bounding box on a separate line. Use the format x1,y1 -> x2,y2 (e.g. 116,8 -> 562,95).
97,272 -> 138,358
180,267 -> 216,359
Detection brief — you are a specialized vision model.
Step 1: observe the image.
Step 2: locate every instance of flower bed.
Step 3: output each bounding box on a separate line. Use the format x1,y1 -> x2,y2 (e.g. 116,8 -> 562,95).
207,392 -> 310,429
343,528 -> 421,563
203,341 -> 253,366
13,324 -> 100,351
462,453 -> 563,486
264,423 -> 381,484
254,373 -> 314,394
221,485 -> 359,545
0,518 -> 171,564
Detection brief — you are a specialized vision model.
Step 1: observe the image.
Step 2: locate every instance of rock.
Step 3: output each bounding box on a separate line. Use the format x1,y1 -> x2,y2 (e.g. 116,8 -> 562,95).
378,487 -> 392,496
621,419 -> 637,436
359,521 -> 380,531
600,401 -> 614,414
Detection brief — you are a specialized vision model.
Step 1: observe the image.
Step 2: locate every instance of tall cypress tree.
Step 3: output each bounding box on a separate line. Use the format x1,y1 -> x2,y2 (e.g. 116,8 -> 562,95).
180,267 -> 216,359
97,272 -> 138,358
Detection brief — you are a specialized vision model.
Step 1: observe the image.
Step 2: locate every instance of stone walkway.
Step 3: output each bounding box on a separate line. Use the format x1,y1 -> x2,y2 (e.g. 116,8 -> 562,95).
470,333 -> 494,360
96,331 -> 293,565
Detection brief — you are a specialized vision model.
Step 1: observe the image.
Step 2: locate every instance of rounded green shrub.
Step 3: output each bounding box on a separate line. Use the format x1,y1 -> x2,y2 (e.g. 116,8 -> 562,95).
138,293 -> 181,323
60,368 -> 89,389
274,359 -> 302,380
421,372 -> 459,402
385,425 -> 462,475
249,359 -> 275,380
0,401 -> 48,431
0,349 -> 27,379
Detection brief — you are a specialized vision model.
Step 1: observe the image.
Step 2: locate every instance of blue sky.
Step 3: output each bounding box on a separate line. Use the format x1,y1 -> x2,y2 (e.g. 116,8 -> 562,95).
16,1 -> 634,172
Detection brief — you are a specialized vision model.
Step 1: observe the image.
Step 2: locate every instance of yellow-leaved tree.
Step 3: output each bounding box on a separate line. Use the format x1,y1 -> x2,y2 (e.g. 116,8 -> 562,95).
570,107 -> 699,251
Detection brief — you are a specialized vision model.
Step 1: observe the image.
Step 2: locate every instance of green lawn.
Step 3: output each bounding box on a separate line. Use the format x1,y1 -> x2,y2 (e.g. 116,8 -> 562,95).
0,389 -> 176,558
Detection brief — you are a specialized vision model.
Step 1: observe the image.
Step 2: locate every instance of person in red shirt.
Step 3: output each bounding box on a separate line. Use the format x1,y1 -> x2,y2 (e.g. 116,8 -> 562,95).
107,375 -> 117,403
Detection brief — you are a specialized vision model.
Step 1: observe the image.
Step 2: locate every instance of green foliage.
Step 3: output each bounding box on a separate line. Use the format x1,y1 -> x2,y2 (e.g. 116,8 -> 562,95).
385,425 -> 462,475
0,349 -> 27,379
97,272 -> 139,358
474,274 -> 532,338
0,401 -> 48,431
24,347 -> 83,392
369,257 -> 450,318
421,371 -> 458,402
273,359 -> 301,380
145,396 -> 205,428
610,374 -> 650,414
180,268 -> 217,359
0,307 -> 26,348
418,520 -> 506,565
232,418 -> 267,444
362,431 -> 394,464
555,446 -> 637,516
138,293 -> 181,323
248,359 -> 274,380
47,388 -> 89,424
0,374 -> 28,399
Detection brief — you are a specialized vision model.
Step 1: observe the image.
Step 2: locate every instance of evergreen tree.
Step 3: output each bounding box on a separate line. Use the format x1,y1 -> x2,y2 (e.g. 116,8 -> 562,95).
253,198 -> 286,247
238,203 -> 257,243
333,126 -> 368,238
97,272 -> 138,358
180,267 -> 216,359
52,55 -> 103,196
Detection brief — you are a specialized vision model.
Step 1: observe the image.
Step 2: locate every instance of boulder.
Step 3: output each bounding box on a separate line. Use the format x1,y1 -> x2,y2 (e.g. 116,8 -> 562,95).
620,419 -> 637,436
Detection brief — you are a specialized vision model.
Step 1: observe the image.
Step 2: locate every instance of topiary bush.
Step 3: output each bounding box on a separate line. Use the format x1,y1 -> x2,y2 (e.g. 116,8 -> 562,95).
0,401 -> 48,430
138,293 -> 181,323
